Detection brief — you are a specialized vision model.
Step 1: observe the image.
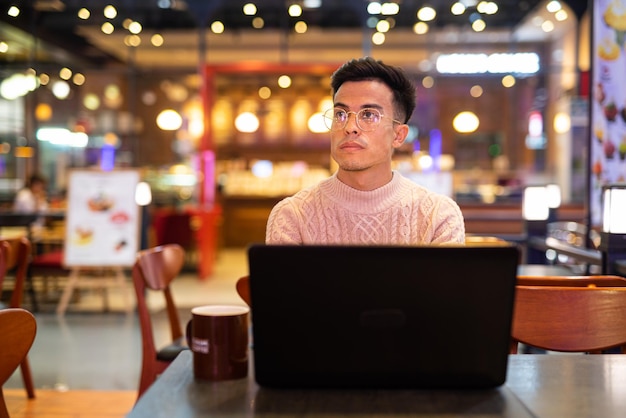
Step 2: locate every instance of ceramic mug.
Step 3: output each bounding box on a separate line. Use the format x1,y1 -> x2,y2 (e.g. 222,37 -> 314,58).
187,305 -> 250,380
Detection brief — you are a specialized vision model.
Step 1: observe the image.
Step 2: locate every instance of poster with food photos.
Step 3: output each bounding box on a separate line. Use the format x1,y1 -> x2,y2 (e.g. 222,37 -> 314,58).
64,169 -> 140,267
591,0 -> 626,227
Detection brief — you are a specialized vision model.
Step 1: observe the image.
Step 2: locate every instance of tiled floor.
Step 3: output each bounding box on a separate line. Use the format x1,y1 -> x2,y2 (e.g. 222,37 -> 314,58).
4,247 -> 249,392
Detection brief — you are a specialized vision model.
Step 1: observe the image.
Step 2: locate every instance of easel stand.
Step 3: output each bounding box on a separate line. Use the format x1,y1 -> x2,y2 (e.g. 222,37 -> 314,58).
56,266 -> 131,315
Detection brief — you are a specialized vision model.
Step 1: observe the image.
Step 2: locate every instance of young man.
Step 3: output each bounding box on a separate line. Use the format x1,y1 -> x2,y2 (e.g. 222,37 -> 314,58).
266,57 -> 465,244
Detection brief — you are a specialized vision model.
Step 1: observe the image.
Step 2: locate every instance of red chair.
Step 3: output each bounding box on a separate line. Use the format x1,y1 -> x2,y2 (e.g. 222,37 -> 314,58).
0,236 -> 36,399
0,308 -> 37,417
132,243 -> 188,401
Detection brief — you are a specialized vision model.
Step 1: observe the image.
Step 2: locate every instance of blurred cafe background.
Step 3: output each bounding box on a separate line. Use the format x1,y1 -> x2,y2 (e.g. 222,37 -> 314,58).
0,0 -> 591,273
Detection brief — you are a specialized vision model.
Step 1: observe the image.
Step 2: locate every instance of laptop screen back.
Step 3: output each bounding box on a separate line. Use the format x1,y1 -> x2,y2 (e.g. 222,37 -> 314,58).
248,244 -> 520,389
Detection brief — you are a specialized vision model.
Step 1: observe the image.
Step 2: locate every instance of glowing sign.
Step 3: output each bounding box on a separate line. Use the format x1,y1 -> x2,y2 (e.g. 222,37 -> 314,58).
436,53 -> 540,74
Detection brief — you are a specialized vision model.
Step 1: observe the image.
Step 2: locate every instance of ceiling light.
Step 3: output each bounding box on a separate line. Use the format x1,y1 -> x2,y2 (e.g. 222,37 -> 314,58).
470,85 -> 483,97
243,3 -> 257,15
501,75 -> 516,88
376,20 -> 390,33
101,22 -> 114,34
234,112 -> 259,133
381,2 -> 400,15
77,8 -> 90,19
288,4 -> 303,17
252,17 -> 264,28
452,111 -> 479,133
308,112 -> 327,133
422,76 -> 434,88
83,94 -> 100,110
211,21 -> 225,34
157,109 -> 183,130
367,2 -> 382,15
0,42 -> 8,53
7,6 -> 20,17
413,21 -> 429,34
73,73 -> 86,86
151,34 -> 164,46
541,20 -> 555,32
555,10 -> 568,21
472,19 -> 486,32
451,3 -> 466,15
103,5 -> 117,19
277,75 -> 291,88
417,6 -> 436,22
372,32 -> 386,45
258,86 -> 271,99
128,21 -> 143,34
51,80 -> 71,100
59,67 -> 72,80
35,103 -> 52,121
546,1 -> 562,13
294,21 -> 307,33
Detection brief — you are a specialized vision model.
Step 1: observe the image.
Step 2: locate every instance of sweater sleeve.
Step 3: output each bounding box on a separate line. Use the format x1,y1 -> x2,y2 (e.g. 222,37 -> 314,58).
265,198 -> 304,244
427,195 -> 466,244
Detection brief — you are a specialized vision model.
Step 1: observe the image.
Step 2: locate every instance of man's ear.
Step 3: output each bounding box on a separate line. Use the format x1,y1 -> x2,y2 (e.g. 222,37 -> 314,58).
392,124 -> 409,149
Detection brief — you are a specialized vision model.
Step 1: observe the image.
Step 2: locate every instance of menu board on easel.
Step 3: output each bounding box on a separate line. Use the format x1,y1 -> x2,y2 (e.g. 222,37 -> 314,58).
63,169 -> 140,267
590,0 -> 626,227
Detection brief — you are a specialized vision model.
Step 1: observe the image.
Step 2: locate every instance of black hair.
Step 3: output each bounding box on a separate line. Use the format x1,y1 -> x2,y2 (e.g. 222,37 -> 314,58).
330,57 -> 416,123
27,173 -> 46,187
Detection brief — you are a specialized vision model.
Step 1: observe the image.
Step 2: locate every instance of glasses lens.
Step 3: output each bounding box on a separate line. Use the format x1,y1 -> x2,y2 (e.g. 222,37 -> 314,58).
357,109 -> 381,130
324,108 -> 347,130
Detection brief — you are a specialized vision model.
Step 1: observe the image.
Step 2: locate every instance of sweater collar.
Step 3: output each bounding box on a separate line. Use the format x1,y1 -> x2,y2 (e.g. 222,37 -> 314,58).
320,171 -> 406,214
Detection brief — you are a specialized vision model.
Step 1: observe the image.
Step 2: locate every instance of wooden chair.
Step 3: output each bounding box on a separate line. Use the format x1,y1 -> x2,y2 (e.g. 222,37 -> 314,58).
131,244 -> 188,401
511,280 -> 626,354
236,275 -> 250,306
0,237 -> 36,399
464,235 -> 512,246
0,308 -> 37,418
517,274 -> 626,287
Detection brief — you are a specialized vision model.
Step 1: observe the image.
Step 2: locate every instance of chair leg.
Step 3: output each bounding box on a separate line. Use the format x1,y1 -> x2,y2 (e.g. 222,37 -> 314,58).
20,357 -> 35,399
26,268 -> 40,312
0,390 -> 9,418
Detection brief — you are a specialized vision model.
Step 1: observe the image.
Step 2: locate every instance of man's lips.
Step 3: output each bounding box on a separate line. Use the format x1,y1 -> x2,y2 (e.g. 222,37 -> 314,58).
339,140 -> 366,150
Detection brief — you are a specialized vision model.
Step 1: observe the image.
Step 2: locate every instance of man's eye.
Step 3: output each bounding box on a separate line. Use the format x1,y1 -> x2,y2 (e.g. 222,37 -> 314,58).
361,110 -> 376,119
335,110 -> 347,119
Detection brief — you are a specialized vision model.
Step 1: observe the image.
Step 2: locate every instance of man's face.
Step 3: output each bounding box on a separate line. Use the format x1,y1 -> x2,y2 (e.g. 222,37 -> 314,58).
330,80 -> 407,174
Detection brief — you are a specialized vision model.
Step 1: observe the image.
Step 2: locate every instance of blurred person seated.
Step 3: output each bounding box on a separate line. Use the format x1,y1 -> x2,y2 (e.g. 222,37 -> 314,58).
13,174 -> 49,230
266,57 -> 465,245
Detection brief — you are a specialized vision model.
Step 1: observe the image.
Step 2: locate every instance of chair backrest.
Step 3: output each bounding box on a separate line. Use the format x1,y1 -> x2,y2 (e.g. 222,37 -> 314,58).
464,235 -> 511,246
0,236 -> 32,308
236,275 -> 250,306
0,241 -> 7,292
517,275 -> 626,287
131,244 -> 185,361
511,285 -> 626,353
0,308 -> 37,416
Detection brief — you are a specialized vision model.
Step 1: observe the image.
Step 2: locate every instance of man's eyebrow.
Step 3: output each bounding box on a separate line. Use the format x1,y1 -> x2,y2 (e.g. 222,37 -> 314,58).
333,102 -> 384,110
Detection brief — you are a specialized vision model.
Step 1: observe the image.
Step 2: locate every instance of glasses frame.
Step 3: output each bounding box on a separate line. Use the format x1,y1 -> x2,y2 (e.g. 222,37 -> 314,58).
323,107 -> 404,132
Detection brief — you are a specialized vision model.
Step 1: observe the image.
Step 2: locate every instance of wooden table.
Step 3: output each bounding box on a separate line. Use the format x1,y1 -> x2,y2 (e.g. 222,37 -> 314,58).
127,351 -> 626,417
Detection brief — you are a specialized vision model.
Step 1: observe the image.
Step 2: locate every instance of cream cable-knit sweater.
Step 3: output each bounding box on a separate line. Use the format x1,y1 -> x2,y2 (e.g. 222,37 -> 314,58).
265,171 -> 465,245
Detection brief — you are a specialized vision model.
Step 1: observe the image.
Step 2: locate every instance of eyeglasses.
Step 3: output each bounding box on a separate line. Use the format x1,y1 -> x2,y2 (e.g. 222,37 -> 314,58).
323,108 -> 403,132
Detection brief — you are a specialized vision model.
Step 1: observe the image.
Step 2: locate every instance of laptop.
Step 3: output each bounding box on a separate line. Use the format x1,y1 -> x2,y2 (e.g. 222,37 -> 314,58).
247,244 -> 520,389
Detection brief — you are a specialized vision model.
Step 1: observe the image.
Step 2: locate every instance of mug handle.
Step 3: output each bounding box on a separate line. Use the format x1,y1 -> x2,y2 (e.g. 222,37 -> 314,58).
185,318 -> 192,347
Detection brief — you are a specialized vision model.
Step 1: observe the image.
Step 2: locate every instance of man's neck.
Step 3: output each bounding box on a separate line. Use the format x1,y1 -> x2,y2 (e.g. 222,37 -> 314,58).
336,169 -> 394,191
